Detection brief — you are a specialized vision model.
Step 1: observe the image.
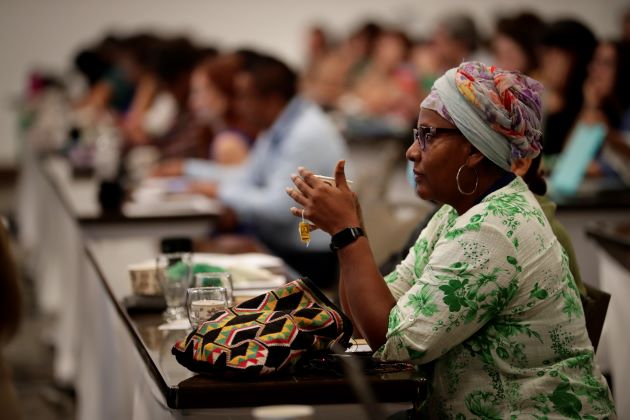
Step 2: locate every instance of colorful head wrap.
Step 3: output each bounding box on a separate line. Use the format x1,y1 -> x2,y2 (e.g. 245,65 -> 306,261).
420,61 -> 543,171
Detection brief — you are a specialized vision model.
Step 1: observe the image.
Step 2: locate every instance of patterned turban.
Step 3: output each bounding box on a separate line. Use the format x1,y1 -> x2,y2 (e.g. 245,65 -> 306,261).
420,61 -> 543,171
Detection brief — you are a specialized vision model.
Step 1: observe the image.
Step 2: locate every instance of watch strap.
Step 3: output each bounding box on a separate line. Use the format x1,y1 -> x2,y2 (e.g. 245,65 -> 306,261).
329,227 -> 365,251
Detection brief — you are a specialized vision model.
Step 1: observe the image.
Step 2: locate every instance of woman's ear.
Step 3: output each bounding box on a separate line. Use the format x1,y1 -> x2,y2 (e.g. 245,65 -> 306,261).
466,147 -> 486,168
511,158 -> 533,177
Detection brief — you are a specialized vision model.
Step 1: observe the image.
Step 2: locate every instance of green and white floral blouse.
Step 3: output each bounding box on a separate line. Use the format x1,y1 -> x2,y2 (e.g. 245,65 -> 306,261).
374,177 -> 615,419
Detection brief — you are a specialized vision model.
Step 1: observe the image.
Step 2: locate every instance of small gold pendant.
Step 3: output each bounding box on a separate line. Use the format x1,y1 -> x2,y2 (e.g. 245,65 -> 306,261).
299,209 -> 311,247
299,222 -> 311,246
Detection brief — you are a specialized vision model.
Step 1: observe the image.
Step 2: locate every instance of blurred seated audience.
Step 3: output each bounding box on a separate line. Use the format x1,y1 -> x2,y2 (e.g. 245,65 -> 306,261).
155,52 -> 349,288
74,33 -> 218,160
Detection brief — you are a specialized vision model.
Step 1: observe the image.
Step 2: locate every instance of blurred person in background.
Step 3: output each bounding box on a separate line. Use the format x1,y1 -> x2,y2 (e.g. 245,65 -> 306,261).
409,38 -> 441,100
345,29 -> 418,123
303,21 -> 382,112
575,40 -> 630,180
153,52 -> 259,174
0,220 -> 22,420
116,34 -> 166,147
131,37 -> 211,159
303,24 -> 333,79
156,52 -> 348,288
75,33 -> 161,122
342,20 -> 384,85
188,54 -> 258,164
302,50 -> 349,112
430,14 -> 481,74
539,19 -> 598,158
492,12 -> 547,77
406,13 -> 482,107
73,34 -> 121,92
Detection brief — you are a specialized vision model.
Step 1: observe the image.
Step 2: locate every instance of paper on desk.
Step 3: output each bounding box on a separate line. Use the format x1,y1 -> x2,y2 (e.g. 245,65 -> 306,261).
192,253 -> 286,289
123,195 -> 222,217
158,319 -> 191,331
126,177 -> 223,216
193,253 -> 284,269
129,253 -> 286,294
346,339 -> 372,353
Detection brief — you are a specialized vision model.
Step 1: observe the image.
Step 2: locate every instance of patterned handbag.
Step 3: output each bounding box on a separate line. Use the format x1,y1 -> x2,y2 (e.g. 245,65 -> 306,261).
172,278 -> 353,377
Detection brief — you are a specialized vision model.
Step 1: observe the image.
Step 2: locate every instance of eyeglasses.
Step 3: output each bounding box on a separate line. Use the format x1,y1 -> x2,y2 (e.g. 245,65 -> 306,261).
413,125 -> 461,151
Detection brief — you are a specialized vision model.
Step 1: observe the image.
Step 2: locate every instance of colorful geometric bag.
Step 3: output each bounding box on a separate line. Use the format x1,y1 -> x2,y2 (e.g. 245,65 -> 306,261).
172,278 -> 353,377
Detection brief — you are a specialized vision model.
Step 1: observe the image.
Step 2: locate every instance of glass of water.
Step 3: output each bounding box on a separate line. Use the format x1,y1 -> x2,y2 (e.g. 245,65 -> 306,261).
186,287 -> 229,329
194,272 -> 234,306
157,253 -> 193,322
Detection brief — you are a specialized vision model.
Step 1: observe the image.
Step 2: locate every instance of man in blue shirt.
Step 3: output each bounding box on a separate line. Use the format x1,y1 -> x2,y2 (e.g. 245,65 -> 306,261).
181,52 -> 348,287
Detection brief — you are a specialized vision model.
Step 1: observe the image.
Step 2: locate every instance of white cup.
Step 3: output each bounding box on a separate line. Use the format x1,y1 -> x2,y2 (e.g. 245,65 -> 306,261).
314,174 -> 353,187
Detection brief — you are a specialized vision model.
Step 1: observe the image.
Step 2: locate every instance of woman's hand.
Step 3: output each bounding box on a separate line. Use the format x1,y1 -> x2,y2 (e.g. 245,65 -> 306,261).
187,181 -> 218,198
286,160 -> 361,235
151,159 -> 184,177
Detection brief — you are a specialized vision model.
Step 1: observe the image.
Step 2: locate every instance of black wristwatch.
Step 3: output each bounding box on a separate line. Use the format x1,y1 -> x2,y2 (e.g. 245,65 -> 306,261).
330,227 -> 365,251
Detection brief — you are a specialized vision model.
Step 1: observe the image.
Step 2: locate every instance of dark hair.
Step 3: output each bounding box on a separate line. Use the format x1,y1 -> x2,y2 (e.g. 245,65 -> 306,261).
150,37 -> 206,86
0,221 -> 21,344
541,19 -> 597,99
601,41 -> 630,128
496,12 -> 547,74
541,19 -> 598,154
198,54 -> 242,99
240,52 -> 297,102
74,49 -> 110,87
120,33 -> 164,73
440,14 -> 479,52
613,42 -> 630,111
73,34 -> 125,86
197,54 -> 244,125
345,20 -> 383,58
522,154 -> 547,196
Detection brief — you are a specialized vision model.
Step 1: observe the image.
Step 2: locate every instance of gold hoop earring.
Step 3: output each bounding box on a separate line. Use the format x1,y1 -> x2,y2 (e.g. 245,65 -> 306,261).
456,164 -> 478,195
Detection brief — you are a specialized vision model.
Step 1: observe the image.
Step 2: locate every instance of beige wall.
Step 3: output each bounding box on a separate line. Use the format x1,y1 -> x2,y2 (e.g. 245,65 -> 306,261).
0,0 -> 627,164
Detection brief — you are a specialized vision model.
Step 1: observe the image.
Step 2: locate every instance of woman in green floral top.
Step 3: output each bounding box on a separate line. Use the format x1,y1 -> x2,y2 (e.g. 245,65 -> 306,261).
286,62 -> 615,418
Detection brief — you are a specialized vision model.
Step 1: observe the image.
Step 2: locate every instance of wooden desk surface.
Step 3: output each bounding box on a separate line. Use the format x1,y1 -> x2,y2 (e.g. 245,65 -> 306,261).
85,236 -> 427,410
554,179 -> 630,211
587,222 -> 630,272
39,154 -> 222,224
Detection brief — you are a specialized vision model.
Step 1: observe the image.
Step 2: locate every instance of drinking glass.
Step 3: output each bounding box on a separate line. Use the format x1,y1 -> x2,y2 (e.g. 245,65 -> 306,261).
186,287 -> 229,329
157,253 -> 193,322
194,272 -> 234,306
